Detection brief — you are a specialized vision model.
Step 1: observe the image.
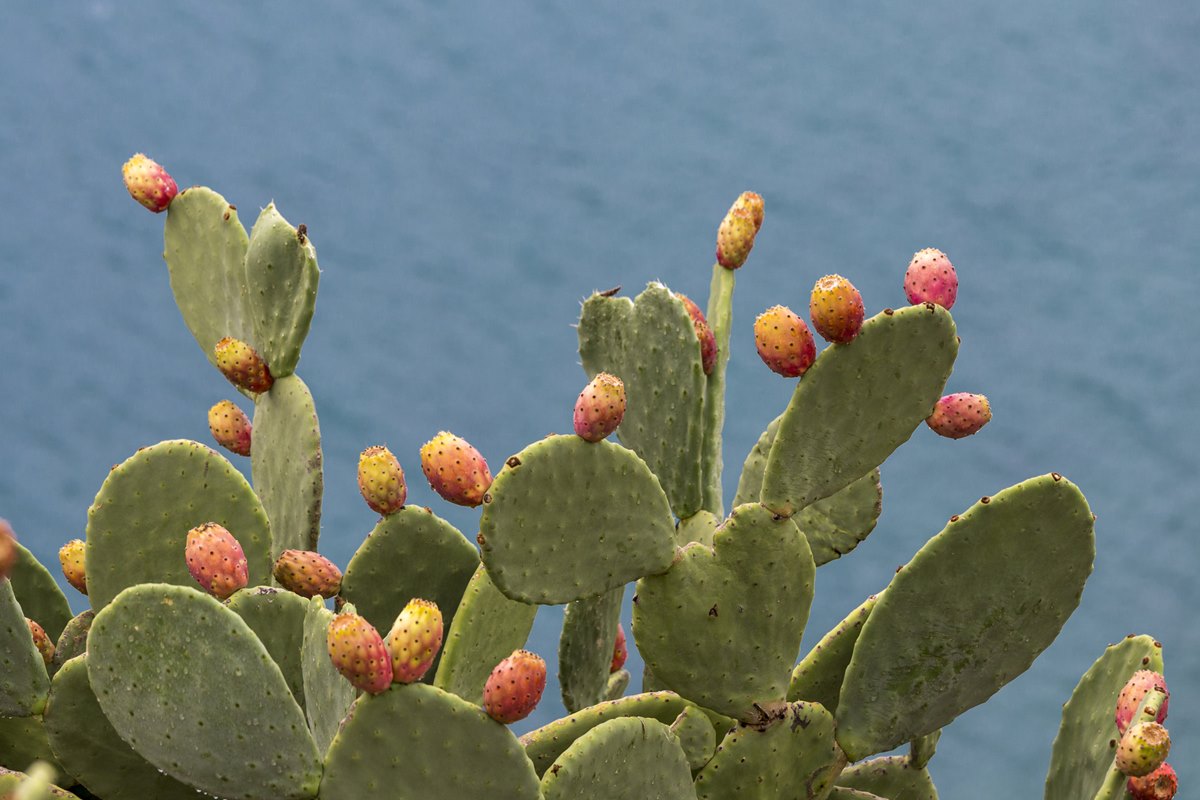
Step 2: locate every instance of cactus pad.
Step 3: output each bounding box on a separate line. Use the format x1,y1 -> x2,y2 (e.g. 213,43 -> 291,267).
250,375 -> 324,554
559,587 -> 623,713
0,578 -> 50,716
299,598 -> 356,755
732,414 -> 780,508
479,435 -> 675,604
0,718 -> 60,778
675,510 -> 719,548
788,594 -> 878,712
669,705 -> 716,771
87,583 -> 321,800
244,203 -> 319,379
835,756 -> 937,799
7,541 -> 72,644
51,611 -> 94,674
227,587 -> 310,710
632,503 -> 815,719
835,474 -> 1095,761
761,305 -> 958,516
85,440 -> 273,611
539,717 -> 695,800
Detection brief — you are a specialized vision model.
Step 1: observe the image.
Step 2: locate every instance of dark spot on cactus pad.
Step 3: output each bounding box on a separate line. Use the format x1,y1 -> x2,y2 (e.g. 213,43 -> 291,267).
1154,641 -> 1162,648
791,712 -> 810,731
551,765 -> 561,776
883,308 -> 894,315
772,512 -> 787,521
223,210 -> 231,221
896,565 -> 904,573
1051,472 -> 1062,481
924,302 -> 936,312
228,204 -> 237,210
483,492 -> 492,504
506,456 -> 521,468
476,533 -> 486,547
950,515 -> 960,522
297,224 -> 308,244
598,285 -> 622,297
708,604 -> 719,617
1110,739 -> 1117,748
632,594 -> 639,604
981,496 -> 991,504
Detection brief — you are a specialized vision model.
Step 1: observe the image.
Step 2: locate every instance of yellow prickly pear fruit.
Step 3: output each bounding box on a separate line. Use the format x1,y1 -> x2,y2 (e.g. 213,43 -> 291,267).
357,446 -> 407,515
208,400 -> 253,457
214,337 -> 274,394
386,598 -> 444,684
58,539 -> 87,595
122,153 -> 178,213
716,191 -> 764,270
810,274 -> 865,344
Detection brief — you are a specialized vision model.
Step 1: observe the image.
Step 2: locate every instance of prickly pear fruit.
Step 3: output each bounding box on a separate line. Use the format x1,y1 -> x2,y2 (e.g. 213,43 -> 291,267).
926,392 -> 992,439
214,337 -> 274,394
1128,762 -> 1178,800
610,623 -> 628,673
326,612 -> 393,694
810,274 -> 865,344
574,373 -> 627,443
754,305 -> 816,378
0,519 -> 16,580
184,522 -> 249,600
385,598 -> 444,684
715,191 -> 764,270
419,432 -> 493,507
676,294 -> 718,375
1116,721 -> 1171,778
273,549 -> 342,599
357,445 -> 407,515
483,649 -> 547,724
121,153 -> 178,213
904,248 -> 958,309
208,400 -> 253,457
1117,670 -> 1170,734
58,539 -> 87,596
26,618 -> 54,666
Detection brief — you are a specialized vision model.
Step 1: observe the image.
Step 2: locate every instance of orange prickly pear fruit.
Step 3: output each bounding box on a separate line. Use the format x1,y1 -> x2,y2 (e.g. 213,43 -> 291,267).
676,294 -> 717,375
754,305 -> 816,378
27,618 -> 54,666
386,598 -> 444,684
327,612 -> 393,694
715,191 -> 764,270
483,649 -> 547,724
1127,762 -> 1177,800
0,519 -> 16,581
273,549 -> 342,599
184,522 -> 249,600
926,393 -> 991,439
214,337 -> 274,394
573,373 -> 626,443
208,400 -> 253,457
419,432 -> 493,507
610,624 -> 628,673
810,274 -> 865,344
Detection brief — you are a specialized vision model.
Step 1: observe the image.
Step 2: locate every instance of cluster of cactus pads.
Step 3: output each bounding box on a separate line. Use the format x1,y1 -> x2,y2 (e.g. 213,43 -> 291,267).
0,156 -> 1177,800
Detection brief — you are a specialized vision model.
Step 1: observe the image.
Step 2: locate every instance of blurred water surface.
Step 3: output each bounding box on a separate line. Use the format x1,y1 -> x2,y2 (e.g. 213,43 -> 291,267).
1,4 -> 1197,795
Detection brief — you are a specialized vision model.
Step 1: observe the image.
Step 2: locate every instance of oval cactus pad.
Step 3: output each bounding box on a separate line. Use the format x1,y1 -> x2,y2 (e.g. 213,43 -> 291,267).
479,435 -> 675,604
85,440 -> 273,611
539,717 -> 694,800
835,755 -> 937,799
0,578 -> 50,716
251,374 -> 324,554
835,474 -> 1095,761
8,539 -> 72,642
244,203 -> 319,379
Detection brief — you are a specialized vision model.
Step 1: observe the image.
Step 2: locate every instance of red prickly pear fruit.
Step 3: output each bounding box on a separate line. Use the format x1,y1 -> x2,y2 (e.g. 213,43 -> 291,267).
715,191 -> 764,270
58,539 -> 87,596
214,337 -> 274,394
810,274 -> 865,344
483,649 -> 547,724
1128,762 -> 1178,800
574,373 -> 626,443
27,618 -> 54,666
208,400 -> 252,457
386,598 -> 444,684
1117,670 -> 1170,734
904,248 -> 958,309
1116,721 -> 1171,778
122,153 -> 178,213
419,432 -> 493,508
357,446 -> 407,515
610,624 -> 628,673
0,519 -> 17,581
676,294 -> 718,375
326,612 -> 393,694
926,393 -> 991,439
273,549 -> 342,599
184,522 -> 249,600
754,305 -> 816,378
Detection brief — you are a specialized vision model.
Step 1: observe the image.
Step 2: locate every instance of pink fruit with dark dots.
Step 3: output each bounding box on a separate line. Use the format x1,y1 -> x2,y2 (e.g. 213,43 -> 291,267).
574,373 -> 626,443
122,153 -> 178,213
676,294 -> 718,375
754,305 -> 816,378
26,618 -> 54,666
58,539 -> 87,596
357,446 -> 407,515
208,400 -> 253,457
716,192 -> 765,270
810,274 -> 865,344
610,624 -> 628,673
904,248 -> 958,309
1116,721 -> 1171,778
326,612 -> 393,694
386,598 -> 444,684
1116,670 -> 1170,734
926,393 -> 991,439
214,337 -> 274,394
273,549 -> 342,599
420,432 -> 493,507
0,519 -> 17,581
483,649 -> 547,724
1128,763 -> 1177,800
184,522 -> 249,600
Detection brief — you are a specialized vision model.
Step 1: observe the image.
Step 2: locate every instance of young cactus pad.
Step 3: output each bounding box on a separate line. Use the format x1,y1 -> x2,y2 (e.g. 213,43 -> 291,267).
538,716 -> 695,800
835,755 -> 938,799
6,539 -> 72,643
0,578 -> 50,716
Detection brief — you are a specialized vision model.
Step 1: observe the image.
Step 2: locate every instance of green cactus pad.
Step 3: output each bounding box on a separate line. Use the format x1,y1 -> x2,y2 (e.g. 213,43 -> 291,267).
693,701 -> 843,800
43,656 -> 205,800
8,541 -> 72,643
632,503 -> 815,719
908,728 -> 942,771
559,587 -> 623,713
251,375 -> 324,554
578,283 -> 708,518
433,564 -> 537,704
0,578 -> 50,716
227,587 -> 310,710
244,204 -> 319,379
670,705 -> 716,771
50,611 -> 94,674
319,683 -> 540,800
520,691 -> 699,776
1043,635 -> 1164,800
732,414 -> 780,508
339,505 -> 478,680
163,187 -> 255,370
788,595 -> 879,712
835,756 -> 938,800
0,767 -> 80,799
828,790 -> 887,800
87,583 -> 321,800
479,435 -> 675,604
606,669 -> 631,701
835,474 -> 1095,761
761,305 -> 958,516
85,440 -> 273,611
299,598 -> 356,756
539,717 -> 695,800
676,510 -> 719,548
0,717 -> 58,775
700,264 -> 736,518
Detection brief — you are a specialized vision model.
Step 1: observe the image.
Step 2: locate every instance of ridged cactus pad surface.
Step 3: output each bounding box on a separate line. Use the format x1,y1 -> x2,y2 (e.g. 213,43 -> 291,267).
479,434 -> 675,604
835,474 -> 1095,761
250,375 -> 324,554
0,578 -> 50,716
538,717 -> 695,800
244,203 -> 319,378
835,755 -> 937,799
7,541 -> 72,642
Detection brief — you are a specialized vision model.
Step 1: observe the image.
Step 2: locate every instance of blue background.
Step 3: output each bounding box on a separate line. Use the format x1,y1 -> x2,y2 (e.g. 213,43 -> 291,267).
1,4 -> 1197,796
